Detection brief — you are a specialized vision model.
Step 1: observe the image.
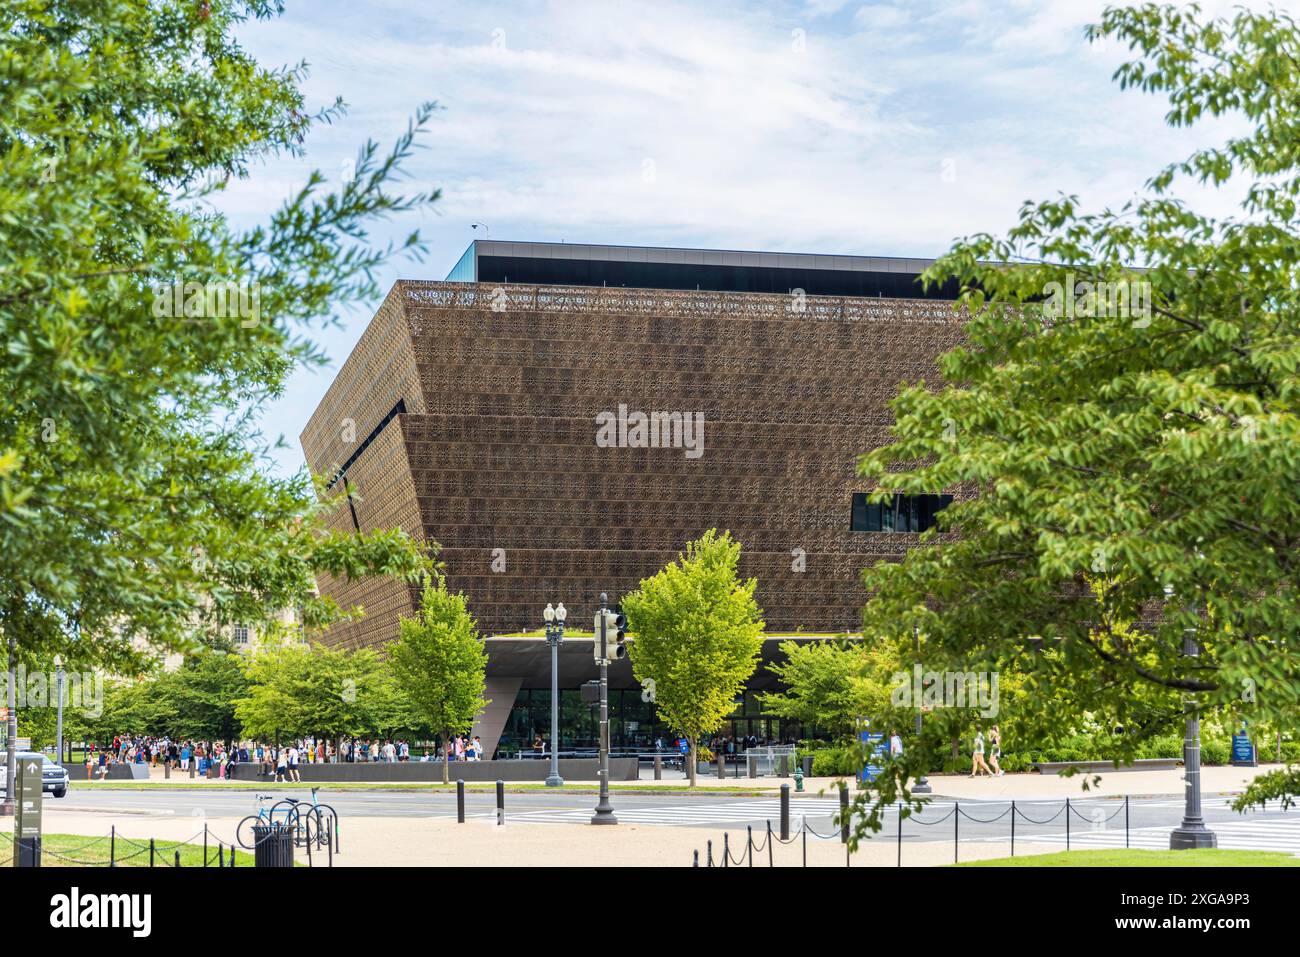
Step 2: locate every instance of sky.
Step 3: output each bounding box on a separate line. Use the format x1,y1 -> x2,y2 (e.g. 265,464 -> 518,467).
219,0 -> 1267,477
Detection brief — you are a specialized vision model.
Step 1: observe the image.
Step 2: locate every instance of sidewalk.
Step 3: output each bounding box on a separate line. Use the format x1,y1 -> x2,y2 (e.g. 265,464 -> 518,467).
6,809 -> 1054,867
62,762 -> 1285,801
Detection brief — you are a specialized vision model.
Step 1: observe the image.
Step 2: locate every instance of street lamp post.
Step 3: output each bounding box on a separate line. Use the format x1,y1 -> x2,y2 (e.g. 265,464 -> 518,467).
542,602 -> 567,787
1165,585 -> 1217,849
911,626 -> 931,794
591,592 -> 617,825
54,654 -> 65,768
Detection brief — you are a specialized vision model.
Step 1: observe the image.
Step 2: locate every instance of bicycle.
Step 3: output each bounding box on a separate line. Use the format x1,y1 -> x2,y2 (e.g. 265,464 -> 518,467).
279,786 -> 338,851
236,792 -> 303,850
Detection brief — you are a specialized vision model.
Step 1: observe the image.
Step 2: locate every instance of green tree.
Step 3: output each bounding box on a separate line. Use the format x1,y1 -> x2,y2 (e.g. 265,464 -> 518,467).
1,0 -> 437,806
623,530 -> 765,786
758,639 -> 870,741
846,4 -> 1300,839
160,653 -> 250,750
235,644 -> 403,756
389,579 -> 489,784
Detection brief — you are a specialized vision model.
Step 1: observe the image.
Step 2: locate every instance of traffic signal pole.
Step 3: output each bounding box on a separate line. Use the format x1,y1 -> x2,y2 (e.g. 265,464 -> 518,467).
591,592 -> 617,825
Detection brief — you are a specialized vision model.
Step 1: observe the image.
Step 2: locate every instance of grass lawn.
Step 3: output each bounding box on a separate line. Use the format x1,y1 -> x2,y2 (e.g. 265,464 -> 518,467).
957,848 -> 1300,867
5,832 -> 256,867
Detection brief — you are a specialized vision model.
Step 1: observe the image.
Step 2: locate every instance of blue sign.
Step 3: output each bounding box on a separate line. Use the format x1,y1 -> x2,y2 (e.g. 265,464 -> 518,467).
859,731 -> 886,784
1231,733 -> 1256,766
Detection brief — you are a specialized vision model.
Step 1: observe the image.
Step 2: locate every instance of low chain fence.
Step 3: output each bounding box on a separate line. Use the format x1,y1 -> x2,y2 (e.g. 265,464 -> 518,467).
694,796 -> 1138,867
7,810 -> 341,868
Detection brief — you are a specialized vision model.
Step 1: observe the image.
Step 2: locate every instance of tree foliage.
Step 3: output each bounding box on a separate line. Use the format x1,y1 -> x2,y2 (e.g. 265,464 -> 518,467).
0,0 -> 437,666
234,643 -> 406,746
0,0 -> 439,788
846,4 -> 1300,841
389,578 -> 489,783
758,639 -> 873,741
623,530 -> 765,785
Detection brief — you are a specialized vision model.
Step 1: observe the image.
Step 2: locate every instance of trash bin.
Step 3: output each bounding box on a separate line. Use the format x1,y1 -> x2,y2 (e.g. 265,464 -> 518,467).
252,823 -> 295,868
801,754 -> 813,779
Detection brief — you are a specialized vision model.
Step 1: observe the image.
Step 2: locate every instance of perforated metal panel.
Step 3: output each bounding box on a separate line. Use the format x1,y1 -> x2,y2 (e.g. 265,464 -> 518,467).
301,281 -> 968,646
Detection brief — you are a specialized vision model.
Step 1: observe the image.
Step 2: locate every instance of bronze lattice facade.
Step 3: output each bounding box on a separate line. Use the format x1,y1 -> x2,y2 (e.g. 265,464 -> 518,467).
302,250 -> 966,650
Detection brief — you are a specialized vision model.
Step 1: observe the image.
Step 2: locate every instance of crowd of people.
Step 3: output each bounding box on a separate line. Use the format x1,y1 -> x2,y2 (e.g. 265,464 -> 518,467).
81,733 -> 492,781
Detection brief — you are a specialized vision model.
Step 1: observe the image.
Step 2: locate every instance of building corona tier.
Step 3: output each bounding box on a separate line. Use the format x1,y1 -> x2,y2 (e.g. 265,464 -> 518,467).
301,240 -> 967,756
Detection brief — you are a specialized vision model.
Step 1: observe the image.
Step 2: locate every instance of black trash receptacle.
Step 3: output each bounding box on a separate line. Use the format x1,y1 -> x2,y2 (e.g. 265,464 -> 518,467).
801,755 -> 814,778
253,823 -> 295,868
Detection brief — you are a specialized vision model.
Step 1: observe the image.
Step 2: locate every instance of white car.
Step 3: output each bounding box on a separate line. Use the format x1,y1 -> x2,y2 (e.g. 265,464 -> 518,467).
0,751 -> 69,798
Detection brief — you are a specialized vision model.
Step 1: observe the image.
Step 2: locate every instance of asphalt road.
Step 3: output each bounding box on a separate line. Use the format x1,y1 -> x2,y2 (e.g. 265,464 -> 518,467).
50,788 -> 1300,852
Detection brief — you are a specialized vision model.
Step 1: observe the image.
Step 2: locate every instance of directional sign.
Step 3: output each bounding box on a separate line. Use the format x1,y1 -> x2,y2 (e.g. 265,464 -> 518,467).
14,757 -> 42,866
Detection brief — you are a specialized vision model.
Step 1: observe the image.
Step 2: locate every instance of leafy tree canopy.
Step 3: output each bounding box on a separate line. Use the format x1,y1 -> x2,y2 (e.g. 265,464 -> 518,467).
848,3 -> 1300,839
389,577 -> 489,782
624,530 -> 765,785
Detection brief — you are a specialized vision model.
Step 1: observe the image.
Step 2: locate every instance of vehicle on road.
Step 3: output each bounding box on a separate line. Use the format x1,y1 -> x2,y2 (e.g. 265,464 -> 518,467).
0,751 -> 70,798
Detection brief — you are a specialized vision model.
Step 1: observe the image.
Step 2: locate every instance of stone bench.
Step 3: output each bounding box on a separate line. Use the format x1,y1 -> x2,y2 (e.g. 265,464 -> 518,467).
227,757 -> 639,783
1034,757 -> 1181,775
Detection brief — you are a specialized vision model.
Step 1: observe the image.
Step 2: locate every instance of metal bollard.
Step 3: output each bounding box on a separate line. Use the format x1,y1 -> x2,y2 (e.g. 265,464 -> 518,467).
747,753 -> 757,778
189,762 -> 195,779
780,783 -> 790,841
654,755 -> 662,780
457,779 -> 465,823
164,762 -> 170,780
175,850 -> 181,868
717,751 -> 725,779
496,779 -> 505,825
779,755 -> 789,777
839,783 -> 849,844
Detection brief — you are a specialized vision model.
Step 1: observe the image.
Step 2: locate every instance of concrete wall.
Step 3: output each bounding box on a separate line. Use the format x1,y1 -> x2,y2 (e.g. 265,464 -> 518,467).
228,758 -> 638,782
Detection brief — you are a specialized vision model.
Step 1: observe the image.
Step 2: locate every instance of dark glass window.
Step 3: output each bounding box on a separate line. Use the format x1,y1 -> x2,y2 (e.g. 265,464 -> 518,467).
472,255 -> 963,299
850,493 -> 952,533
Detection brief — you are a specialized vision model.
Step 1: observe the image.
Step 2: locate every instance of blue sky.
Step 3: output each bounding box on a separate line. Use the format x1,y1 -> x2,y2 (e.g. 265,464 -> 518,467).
219,0 -> 1260,477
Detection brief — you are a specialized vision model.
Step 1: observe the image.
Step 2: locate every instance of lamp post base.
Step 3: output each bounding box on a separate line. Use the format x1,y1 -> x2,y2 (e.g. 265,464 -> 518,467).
913,777 -> 932,795
1170,825 -> 1217,850
545,773 -> 564,788
590,806 -> 618,825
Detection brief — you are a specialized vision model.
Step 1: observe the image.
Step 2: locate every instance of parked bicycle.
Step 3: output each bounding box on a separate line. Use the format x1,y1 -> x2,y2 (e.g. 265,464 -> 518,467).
236,788 -> 337,852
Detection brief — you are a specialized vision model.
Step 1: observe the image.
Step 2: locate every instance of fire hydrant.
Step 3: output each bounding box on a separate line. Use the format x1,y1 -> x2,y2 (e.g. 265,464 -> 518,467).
794,765 -> 804,792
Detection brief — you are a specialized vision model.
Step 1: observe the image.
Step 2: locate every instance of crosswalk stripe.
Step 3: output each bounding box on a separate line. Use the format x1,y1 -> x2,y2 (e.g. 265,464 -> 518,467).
509,799 -> 842,826
995,817 -> 1300,852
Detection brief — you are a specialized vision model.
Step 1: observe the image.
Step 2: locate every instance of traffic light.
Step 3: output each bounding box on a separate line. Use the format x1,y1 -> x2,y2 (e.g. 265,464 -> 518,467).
593,608 -> 629,661
612,608 -> 627,659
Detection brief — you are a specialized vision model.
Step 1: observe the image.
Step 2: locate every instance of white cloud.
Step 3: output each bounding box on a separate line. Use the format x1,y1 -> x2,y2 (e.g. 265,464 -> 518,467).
214,0 -> 1281,476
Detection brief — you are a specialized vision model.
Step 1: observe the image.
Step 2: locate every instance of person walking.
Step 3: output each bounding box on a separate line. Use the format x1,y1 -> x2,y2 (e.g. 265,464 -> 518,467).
988,725 -> 1003,776
970,729 -> 993,777
287,743 -> 301,782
